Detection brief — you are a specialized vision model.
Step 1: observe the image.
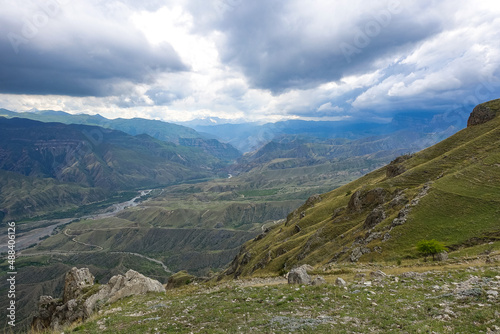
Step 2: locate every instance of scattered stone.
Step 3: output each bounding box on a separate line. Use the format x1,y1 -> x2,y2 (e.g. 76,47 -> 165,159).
294,224 -> 302,233
370,270 -> 387,278
335,278 -> 347,286
458,288 -> 483,298
365,232 -> 382,244
486,290 -> 498,297
388,189 -> 408,208
350,248 -> 363,262
311,277 -> 327,286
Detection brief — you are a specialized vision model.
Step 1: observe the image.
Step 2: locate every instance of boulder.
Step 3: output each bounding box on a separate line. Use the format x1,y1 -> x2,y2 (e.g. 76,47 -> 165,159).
87,269 -> 166,307
288,265 -> 312,285
311,276 -> 326,286
335,277 -> 347,286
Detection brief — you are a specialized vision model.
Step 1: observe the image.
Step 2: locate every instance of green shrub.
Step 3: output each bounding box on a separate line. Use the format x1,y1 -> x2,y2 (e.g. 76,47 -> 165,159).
416,239 -> 448,261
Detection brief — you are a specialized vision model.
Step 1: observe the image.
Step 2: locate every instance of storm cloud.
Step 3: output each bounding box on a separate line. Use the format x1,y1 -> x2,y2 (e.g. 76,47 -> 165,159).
0,0 -> 499,122
0,1 -> 187,97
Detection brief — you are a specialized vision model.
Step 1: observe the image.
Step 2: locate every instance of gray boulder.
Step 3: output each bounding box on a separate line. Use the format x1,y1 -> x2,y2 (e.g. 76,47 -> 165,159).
288,265 -> 312,285
311,276 -> 326,286
335,277 -> 347,286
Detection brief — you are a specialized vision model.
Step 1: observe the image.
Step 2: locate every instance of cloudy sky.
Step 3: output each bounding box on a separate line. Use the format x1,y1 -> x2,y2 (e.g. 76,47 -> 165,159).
1,0 -> 499,123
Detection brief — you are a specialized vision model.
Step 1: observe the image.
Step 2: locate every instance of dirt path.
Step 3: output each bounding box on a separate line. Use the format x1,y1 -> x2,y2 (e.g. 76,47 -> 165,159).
63,228 -> 104,251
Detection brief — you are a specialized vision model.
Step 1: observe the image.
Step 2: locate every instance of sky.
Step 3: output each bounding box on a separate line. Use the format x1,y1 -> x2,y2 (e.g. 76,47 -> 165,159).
1,0 -> 500,123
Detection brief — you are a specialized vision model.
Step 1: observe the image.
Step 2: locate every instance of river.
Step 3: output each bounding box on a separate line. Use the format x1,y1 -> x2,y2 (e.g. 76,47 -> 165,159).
0,190 -> 152,253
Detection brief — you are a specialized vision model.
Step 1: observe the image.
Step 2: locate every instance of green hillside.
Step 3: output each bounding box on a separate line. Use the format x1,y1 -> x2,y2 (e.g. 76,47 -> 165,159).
225,100 -> 500,278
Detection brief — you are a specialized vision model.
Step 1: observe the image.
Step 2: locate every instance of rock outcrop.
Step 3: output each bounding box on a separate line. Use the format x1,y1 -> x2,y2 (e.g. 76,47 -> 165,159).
347,188 -> 388,213
467,103 -> 497,127
31,268 -> 165,331
363,205 -> 386,229
63,267 -> 95,303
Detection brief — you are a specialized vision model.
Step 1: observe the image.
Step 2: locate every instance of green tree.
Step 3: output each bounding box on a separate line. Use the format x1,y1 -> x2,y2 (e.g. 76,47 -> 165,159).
416,239 -> 448,261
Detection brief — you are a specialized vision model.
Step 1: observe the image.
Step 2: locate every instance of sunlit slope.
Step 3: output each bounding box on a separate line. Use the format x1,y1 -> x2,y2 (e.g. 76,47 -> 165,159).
225,100 -> 500,277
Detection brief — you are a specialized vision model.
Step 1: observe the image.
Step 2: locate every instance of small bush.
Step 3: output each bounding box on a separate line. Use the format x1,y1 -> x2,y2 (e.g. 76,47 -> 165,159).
416,239 -> 448,260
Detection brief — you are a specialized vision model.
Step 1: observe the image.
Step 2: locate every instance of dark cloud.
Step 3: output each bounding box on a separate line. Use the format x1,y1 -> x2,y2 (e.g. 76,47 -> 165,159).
0,2 -> 187,97
188,0 -> 443,94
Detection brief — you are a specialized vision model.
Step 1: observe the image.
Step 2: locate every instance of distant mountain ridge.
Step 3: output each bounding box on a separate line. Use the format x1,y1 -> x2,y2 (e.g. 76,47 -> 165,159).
185,111 -> 459,153
0,109 -> 241,161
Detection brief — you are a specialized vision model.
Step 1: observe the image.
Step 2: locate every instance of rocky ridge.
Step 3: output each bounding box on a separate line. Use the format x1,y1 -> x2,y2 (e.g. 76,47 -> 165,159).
31,267 -> 165,331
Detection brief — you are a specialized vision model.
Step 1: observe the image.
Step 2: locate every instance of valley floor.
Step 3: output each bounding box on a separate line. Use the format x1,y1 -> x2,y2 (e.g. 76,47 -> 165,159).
43,258 -> 500,334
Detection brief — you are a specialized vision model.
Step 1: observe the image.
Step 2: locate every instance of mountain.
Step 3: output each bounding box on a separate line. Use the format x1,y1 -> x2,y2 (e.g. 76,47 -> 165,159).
224,99 -> 500,278
184,111 -> 456,153
0,117 -> 226,220
0,109 -> 241,161
231,128 -> 456,174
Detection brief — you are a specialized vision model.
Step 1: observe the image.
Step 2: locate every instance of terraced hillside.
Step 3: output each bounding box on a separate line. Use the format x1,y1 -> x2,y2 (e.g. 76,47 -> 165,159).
225,100 -> 500,278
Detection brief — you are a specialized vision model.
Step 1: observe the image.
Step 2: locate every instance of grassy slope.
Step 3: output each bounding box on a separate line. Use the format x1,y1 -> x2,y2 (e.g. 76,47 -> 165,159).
227,101 -> 500,277
37,261 -> 500,334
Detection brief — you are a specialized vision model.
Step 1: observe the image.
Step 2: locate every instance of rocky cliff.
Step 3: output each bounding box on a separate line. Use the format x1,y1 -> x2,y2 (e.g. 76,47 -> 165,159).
467,98 -> 500,126
31,267 -> 165,331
